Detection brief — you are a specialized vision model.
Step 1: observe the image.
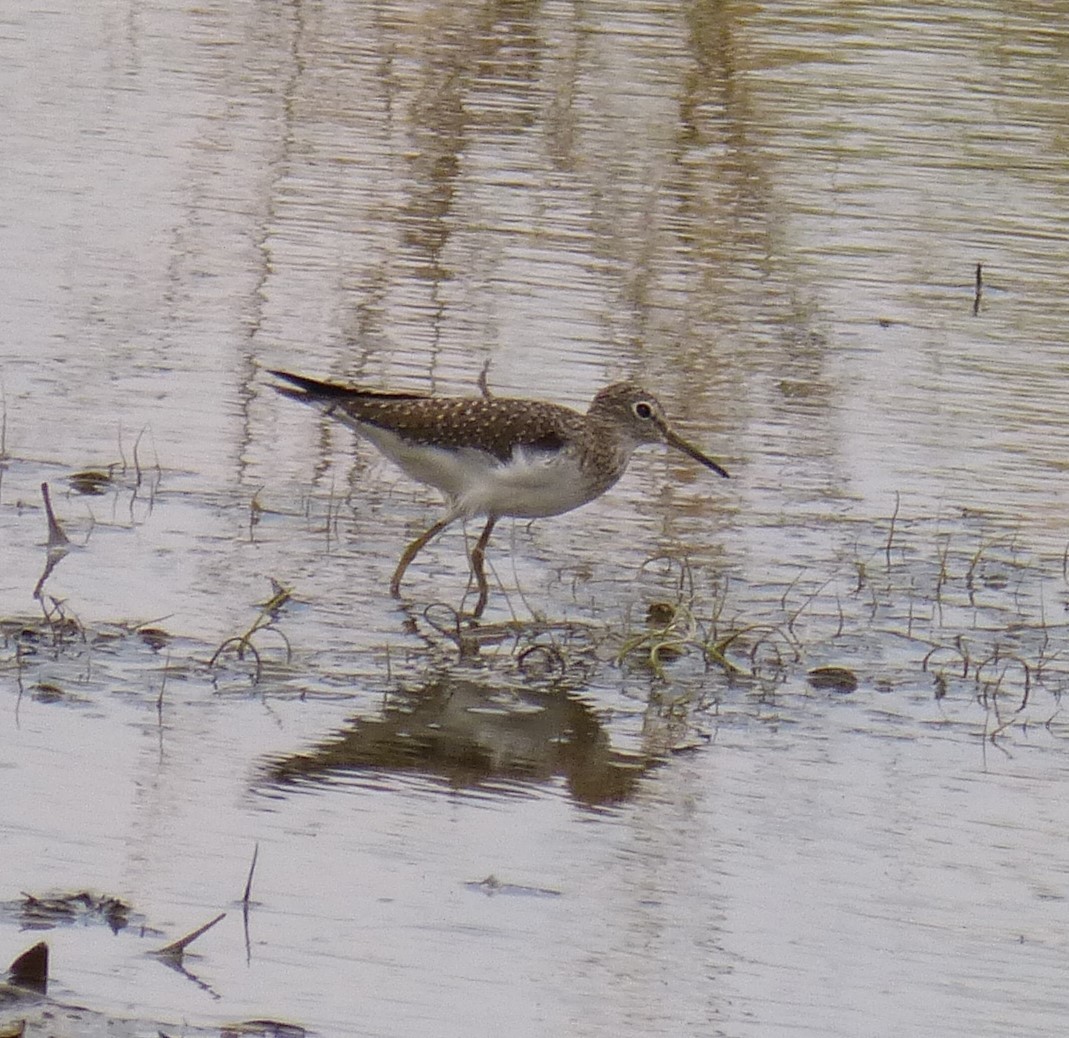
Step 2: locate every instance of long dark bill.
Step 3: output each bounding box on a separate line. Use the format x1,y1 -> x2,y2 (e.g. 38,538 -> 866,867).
663,428 -> 730,479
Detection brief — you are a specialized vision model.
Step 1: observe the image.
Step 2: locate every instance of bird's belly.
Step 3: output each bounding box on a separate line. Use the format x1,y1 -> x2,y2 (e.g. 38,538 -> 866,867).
462,455 -> 600,518
355,429 -> 615,520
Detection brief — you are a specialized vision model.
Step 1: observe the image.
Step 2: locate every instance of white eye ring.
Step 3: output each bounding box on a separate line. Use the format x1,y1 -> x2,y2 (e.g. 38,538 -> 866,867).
633,401 -> 654,420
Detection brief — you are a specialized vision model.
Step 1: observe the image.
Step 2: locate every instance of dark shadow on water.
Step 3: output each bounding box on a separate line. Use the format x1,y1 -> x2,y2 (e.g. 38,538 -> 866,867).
256,670 -> 658,807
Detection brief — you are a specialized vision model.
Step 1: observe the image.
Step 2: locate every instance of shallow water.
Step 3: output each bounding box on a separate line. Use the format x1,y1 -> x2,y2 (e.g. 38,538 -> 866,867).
3,2 -> 1069,1035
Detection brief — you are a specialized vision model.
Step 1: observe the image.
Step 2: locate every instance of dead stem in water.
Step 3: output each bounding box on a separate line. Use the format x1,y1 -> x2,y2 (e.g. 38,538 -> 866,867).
151,912 -> 226,964
242,843 -> 259,905
885,491 -> 900,570
40,482 -> 70,551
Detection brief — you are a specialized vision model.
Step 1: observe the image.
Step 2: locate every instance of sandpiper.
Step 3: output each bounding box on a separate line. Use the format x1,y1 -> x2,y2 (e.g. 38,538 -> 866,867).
271,371 -> 729,616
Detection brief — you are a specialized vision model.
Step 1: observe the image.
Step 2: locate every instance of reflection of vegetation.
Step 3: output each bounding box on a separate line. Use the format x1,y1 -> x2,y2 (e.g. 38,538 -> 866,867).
806,666 -> 859,694
68,467 -> 117,496
0,897 -> 242,1022
12,891 -> 134,934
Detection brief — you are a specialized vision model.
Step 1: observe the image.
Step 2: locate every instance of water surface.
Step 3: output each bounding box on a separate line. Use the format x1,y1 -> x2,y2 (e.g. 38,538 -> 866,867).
3,2 -> 1069,1035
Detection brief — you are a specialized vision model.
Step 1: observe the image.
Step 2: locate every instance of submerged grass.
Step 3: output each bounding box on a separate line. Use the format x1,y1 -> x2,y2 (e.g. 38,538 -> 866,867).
3,478 -> 1069,742
609,510 -> 1069,741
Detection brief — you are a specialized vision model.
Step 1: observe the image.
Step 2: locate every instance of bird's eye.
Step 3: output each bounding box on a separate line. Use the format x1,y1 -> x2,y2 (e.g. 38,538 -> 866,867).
633,401 -> 654,420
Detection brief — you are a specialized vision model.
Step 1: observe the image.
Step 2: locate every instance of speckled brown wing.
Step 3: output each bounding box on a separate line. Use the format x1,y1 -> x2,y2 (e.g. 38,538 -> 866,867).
271,371 -> 583,463
341,396 -> 583,462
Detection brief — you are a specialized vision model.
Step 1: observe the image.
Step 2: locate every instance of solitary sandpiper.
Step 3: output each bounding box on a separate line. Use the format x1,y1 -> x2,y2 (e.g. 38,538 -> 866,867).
271,371 -> 729,617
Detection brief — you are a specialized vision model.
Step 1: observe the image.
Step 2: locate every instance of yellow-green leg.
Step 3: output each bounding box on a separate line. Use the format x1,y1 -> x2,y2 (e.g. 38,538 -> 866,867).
390,517 -> 454,598
470,516 -> 498,618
